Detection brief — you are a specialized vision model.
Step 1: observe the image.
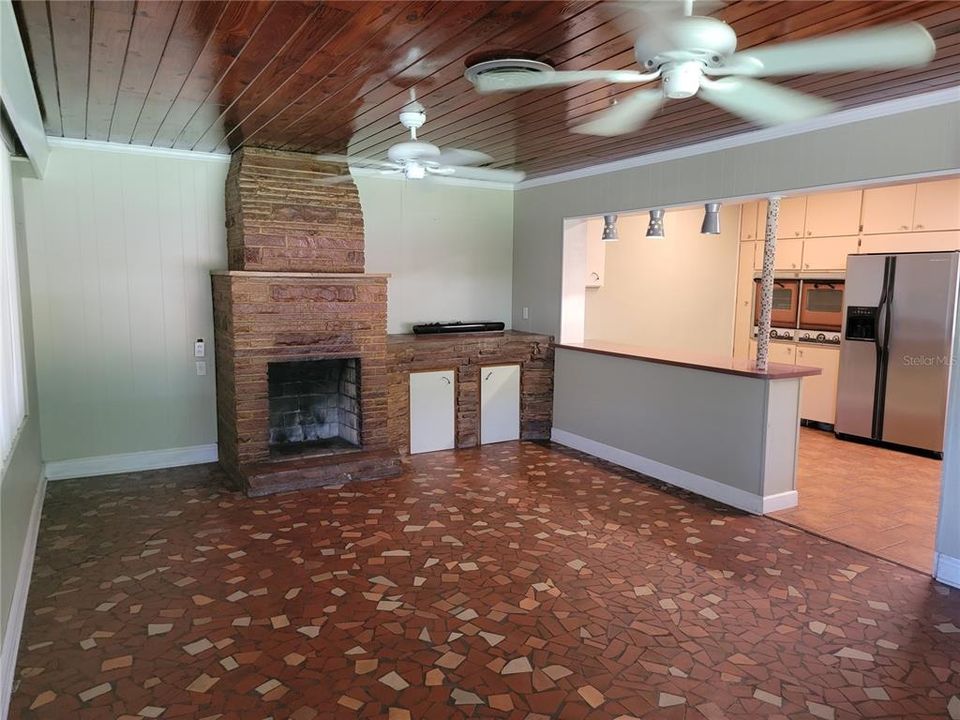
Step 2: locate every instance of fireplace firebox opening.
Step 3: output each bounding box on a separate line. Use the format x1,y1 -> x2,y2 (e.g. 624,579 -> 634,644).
268,358 -> 361,456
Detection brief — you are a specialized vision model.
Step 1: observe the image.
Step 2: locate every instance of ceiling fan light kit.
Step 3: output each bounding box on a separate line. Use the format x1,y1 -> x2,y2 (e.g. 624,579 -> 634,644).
464,1 -> 936,138
318,95 -> 525,185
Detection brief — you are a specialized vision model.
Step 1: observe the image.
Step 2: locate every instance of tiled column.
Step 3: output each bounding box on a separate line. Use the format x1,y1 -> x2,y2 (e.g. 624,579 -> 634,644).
756,197 -> 781,371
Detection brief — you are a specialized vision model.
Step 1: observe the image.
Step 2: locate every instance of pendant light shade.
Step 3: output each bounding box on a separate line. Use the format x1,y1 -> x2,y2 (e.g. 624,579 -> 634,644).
701,202 -> 721,234
601,214 -> 619,242
646,208 -> 665,239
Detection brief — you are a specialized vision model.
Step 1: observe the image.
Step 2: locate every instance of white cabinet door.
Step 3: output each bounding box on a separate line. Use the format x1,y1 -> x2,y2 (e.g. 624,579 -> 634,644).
796,345 -> 840,424
585,231 -> 605,287
409,370 -> 455,454
480,365 -> 521,445
777,196 -> 807,239
913,177 -> 960,232
859,231 -> 960,254
768,342 -> 796,365
803,189 -> 862,237
800,236 -> 860,271
733,243 -> 756,359
774,238 -> 804,272
861,184 -> 916,234
740,201 -> 760,241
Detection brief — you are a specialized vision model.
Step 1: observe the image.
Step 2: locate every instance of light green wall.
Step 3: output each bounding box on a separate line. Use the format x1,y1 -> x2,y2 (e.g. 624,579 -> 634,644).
356,174 -> 514,334
513,101 -> 960,338
1,160 -> 42,639
17,146 -> 228,463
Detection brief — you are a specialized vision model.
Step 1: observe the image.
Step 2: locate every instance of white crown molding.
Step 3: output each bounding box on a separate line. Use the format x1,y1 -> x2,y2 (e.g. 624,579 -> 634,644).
45,444 -> 218,481
348,165 -> 515,190
46,137 -> 231,163
0,469 -> 46,720
518,87 -> 960,190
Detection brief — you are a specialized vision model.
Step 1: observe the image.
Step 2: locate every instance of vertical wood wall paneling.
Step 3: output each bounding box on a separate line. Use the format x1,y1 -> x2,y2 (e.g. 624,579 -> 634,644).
19,146 -> 228,462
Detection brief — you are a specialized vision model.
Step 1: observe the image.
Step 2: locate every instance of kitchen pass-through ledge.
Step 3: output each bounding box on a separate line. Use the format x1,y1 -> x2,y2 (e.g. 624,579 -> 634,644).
556,340 -> 821,380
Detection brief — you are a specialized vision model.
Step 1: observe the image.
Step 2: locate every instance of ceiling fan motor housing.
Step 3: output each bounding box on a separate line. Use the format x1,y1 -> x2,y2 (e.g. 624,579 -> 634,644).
634,16 -> 738,70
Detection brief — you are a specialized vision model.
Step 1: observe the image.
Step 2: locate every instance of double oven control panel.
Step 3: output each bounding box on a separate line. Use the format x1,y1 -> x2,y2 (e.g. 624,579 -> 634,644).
797,330 -> 841,345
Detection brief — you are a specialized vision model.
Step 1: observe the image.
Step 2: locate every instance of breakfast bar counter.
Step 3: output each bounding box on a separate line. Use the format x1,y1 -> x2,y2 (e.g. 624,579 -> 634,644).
551,342 -> 822,515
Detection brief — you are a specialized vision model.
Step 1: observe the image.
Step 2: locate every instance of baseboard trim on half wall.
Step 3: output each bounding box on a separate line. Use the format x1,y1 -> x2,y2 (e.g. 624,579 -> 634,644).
0,470 -> 46,720
934,552 -> 960,590
44,444 -> 219,481
550,428 -> 797,515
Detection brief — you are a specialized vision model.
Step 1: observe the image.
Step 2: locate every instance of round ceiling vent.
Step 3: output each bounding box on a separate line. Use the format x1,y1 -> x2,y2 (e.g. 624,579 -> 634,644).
464,58 -> 555,87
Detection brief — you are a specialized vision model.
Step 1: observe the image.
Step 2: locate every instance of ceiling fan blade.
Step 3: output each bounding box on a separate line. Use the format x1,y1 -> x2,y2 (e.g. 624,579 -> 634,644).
699,77 -> 835,126
314,153 -> 398,169
474,69 -> 658,93
436,165 -> 525,183
432,148 -> 492,167
713,22 -> 935,77
313,173 -> 357,185
572,89 -> 663,136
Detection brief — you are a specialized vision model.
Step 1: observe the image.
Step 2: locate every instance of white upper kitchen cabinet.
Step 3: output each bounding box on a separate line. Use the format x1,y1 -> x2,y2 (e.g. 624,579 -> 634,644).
774,238 -> 804,272
409,370 -> 456,454
803,190 -> 862,238
739,201 -> 760,241
776,196 -> 807,239
861,184 -> 917,234
480,365 -> 520,444
859,231 -> 960,255
913,177 -> 960,232
585,227 -> 605,288
801,236 -> 860,271
796,345 -> 840,425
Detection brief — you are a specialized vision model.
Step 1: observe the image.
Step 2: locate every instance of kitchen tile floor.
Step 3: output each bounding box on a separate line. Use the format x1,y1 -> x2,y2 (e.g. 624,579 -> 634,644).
771,427 -> 942,573
11,442 -> 960,719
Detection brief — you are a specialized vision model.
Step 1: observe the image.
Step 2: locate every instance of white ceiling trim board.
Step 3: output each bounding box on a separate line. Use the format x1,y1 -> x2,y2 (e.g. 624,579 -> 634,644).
518,87 -> 960,190
46,137 -> 232,163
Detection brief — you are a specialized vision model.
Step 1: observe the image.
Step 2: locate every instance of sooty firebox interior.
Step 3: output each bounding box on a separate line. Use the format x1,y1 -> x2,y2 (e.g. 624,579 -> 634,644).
268,358 -> 361,456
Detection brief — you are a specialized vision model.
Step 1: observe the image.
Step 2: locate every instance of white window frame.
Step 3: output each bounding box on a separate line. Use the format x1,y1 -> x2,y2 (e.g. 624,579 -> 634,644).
0,138 -> 27,468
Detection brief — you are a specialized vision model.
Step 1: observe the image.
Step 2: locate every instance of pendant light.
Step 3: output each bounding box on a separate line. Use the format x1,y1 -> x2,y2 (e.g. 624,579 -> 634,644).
701,202 -> 721,234
601,214 -> 619,241
646,208 -> 665,239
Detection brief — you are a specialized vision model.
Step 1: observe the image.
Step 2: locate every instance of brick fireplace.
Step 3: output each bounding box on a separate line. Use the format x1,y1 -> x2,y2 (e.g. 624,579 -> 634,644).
212,148 -> 401,496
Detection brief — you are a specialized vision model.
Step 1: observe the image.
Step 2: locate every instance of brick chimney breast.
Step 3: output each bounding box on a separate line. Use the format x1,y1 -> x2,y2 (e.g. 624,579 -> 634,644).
225,147 -> 365,273
213,147 -> 400,496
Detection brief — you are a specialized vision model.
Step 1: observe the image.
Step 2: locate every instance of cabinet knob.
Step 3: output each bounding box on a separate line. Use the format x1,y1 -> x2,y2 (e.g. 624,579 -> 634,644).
791,263 -> 797,268
900,225 -> 908,230
794,231 -> 800,237
915,224 -> 924,230
806,230 -> 812,236
804,263 -> 809,269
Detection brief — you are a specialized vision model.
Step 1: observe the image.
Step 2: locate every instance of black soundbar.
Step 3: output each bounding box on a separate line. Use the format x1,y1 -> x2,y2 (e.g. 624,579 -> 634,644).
412,321 -> 505,335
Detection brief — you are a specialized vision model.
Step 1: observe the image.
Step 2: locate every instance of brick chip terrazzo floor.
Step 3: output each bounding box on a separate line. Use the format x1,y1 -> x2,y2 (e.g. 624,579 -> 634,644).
9,442 -> 960,720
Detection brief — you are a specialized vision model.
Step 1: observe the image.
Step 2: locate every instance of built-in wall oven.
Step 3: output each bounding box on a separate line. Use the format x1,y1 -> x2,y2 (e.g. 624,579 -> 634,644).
799,280 -> 845,331
754,279 -> 799,328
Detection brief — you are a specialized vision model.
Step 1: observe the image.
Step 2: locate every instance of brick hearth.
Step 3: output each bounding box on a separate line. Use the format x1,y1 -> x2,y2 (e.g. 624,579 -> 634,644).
212,148 -> 400,495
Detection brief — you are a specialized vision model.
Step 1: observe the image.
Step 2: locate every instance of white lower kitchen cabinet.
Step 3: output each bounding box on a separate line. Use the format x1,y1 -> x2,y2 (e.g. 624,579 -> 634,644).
796,345 -> 840,424
768,341 -> 796,365
480,364 -> 521,444
409,370 -> 456,454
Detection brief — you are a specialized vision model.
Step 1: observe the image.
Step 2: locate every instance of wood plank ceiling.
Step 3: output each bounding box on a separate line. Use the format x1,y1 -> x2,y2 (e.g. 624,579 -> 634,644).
13,1 -> 960,178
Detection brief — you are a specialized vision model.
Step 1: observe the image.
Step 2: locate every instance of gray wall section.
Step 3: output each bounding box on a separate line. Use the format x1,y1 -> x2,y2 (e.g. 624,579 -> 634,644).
553,349 -> 766,494
1,163 -> 43,638
513,102 -> 960,338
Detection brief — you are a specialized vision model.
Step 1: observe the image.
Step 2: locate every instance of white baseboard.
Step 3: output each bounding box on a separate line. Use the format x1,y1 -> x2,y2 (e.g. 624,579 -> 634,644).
44,444 -> 218,481
761,490 -> 799,513
551,428 -> 776,514
1,470 -> 46,720
935,552 -> 960,589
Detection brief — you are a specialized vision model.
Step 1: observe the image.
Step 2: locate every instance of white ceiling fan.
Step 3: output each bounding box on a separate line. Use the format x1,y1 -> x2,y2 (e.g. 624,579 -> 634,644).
465,0 -> 936,136
320,95 -> 524,183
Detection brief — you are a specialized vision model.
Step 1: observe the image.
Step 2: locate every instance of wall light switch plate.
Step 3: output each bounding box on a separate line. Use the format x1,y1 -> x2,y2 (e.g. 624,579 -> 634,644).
196,361 -> 207,376
194,339 -> 205,358
522,307 -> 529,320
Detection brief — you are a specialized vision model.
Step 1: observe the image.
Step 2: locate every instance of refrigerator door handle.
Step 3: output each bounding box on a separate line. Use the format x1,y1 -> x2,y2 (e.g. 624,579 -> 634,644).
871,257 -> 893,438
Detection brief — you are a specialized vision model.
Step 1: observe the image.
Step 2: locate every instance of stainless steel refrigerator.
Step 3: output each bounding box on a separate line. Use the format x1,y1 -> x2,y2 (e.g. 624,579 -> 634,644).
836,251 -> 959,456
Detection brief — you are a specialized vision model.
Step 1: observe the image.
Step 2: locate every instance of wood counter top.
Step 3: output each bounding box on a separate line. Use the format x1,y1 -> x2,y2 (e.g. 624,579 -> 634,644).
556,341 -> 822,380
